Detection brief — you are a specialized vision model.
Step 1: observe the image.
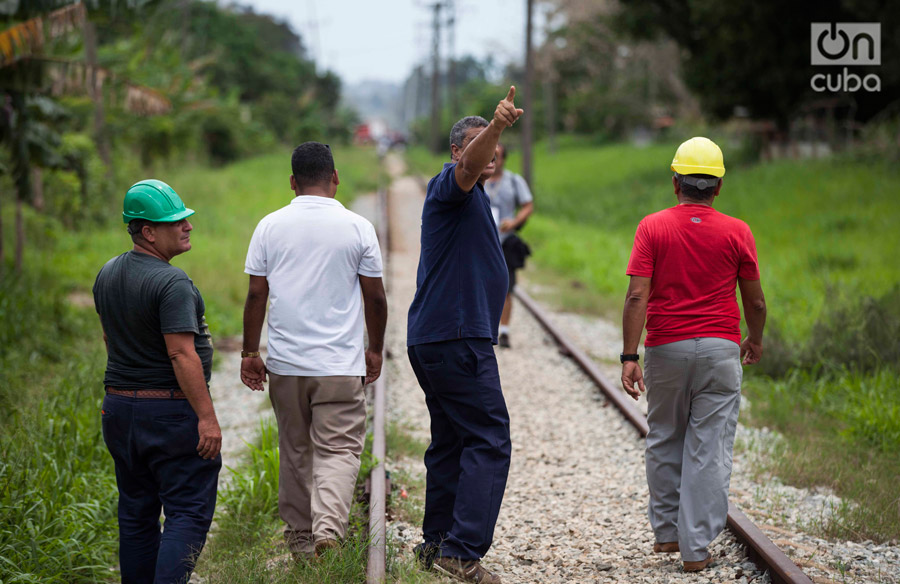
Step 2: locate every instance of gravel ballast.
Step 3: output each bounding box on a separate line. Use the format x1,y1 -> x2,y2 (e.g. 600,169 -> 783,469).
380,155 -> 900,584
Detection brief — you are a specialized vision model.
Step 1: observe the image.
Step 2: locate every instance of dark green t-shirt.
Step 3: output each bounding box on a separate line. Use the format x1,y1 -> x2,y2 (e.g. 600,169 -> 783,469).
93,251 -> 213,389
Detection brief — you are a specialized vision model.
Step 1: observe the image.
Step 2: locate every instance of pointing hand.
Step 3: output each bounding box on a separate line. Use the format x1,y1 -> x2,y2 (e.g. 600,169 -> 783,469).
493,85 -> 524,129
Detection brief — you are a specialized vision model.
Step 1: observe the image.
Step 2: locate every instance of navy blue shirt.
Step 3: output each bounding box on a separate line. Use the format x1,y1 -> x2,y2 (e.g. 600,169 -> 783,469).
407,162 -> 509,346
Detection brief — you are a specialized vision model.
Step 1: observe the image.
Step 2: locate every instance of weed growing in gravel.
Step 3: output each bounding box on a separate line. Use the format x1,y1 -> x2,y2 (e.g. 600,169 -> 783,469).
196,413 -> 441,582
387,421 -> 429,459
0,271 -> 119,583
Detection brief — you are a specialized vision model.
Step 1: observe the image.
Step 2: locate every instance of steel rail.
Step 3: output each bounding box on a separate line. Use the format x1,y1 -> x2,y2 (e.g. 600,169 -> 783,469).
366,186 -> 390,584
366,373 -> 387,583
513,286 -> 813,584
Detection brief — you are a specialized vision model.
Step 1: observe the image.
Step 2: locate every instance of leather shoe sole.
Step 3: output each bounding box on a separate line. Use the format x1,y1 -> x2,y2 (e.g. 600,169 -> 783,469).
653,541 -> 679,553
683,554 -> 712,572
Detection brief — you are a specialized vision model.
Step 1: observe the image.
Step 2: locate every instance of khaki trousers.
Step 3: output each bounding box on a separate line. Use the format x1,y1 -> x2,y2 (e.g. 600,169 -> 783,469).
268,373 -> 366,555
644,337 -> 742,562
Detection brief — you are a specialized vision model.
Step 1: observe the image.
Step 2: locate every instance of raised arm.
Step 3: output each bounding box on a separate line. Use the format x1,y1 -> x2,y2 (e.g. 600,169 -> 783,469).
455,86 -> 524,192
738,277 -> 766,365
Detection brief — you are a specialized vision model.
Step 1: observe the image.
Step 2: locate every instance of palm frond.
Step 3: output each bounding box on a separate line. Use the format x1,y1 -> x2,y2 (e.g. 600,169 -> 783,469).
0,3 -> 86,68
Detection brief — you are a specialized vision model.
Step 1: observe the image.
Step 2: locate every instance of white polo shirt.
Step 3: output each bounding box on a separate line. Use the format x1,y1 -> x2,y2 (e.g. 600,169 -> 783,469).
244,196 -> 383,376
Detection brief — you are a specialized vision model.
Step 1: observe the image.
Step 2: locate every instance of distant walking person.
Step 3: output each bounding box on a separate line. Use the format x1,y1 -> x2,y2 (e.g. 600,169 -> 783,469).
484,143 -> 534,349
94,180 -> 222,584
620,137 -> 767,572
407,87 -> 523,583
240,142 -> 387,560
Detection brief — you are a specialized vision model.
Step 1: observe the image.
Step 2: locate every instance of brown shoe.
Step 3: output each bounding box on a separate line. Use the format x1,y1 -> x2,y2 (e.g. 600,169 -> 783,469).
653,541 -> 679,553
314,538 -> 340,558
433,556 -> 502,583
683,554 -> 713,572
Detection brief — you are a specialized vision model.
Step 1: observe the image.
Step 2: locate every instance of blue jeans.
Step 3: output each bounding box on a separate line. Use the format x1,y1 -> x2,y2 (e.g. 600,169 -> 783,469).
408,338 -> 512,560
101,394 -> 221,584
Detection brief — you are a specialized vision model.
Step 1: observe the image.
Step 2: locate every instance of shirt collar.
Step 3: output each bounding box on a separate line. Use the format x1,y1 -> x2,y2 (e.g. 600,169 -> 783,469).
290,196 -> 345,208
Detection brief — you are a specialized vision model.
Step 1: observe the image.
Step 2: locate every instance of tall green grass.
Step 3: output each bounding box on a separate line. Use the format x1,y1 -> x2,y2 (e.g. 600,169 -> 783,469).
0,270 -> 118,582
406,139 -> 900,540
0,146 -> 385,581
195,413 -> 434,582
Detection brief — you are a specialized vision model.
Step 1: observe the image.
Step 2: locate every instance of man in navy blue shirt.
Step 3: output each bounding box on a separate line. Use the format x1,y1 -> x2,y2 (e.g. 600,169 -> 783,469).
407,86 -> 524,583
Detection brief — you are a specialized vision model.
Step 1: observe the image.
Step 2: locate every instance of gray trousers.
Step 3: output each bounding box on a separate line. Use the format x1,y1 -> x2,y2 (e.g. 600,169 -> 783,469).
268,373 -> 366,556
644,337 -> 742,562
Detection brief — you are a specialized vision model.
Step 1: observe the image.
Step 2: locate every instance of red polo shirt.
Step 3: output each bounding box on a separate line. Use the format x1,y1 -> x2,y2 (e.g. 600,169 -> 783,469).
626,204 -> 760,347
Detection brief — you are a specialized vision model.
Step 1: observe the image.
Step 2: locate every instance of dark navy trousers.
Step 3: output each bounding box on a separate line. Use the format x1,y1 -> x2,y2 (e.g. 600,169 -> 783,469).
101,393 -> 221,584
408,338 -> 512,560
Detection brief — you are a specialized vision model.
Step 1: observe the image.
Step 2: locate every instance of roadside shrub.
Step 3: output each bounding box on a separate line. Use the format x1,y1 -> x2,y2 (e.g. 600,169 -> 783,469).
800,286 -> 900,374
0,268 -> 118,582
216,419 -> 280,538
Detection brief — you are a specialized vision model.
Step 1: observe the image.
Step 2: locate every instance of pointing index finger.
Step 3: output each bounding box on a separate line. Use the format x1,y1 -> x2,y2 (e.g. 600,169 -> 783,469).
505,85 -> 516,103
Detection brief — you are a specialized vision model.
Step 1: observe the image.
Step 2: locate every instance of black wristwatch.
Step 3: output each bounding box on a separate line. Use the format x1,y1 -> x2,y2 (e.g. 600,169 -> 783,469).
620,353 -> 640,363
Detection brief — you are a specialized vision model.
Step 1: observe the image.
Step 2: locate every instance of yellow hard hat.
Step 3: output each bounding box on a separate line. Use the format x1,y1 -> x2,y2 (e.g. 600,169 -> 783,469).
671,137 -> 725,178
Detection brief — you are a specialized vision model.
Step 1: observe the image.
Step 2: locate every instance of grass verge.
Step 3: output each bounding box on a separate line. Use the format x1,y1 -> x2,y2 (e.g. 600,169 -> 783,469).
743,370 -> 900,542
0,145 -> 385,582
0,270 -> 118,582
194,417 -> 440,582
405,139 -> 900,541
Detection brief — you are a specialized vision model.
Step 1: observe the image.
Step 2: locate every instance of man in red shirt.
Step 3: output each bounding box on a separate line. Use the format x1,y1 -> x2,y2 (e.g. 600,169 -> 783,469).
620,137 -> 767,572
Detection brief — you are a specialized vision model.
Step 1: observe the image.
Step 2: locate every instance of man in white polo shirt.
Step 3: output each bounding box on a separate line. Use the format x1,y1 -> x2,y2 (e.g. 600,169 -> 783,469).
240,141 -> 388,559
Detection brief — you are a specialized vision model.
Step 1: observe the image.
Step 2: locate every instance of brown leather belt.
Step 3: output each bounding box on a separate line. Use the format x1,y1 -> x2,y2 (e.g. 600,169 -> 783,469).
106,387 -> 187,399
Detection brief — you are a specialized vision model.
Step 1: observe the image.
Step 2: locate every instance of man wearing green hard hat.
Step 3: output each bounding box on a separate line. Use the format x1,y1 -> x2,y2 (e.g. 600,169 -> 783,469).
620,137 -> 767,573
93,179 -> 222,584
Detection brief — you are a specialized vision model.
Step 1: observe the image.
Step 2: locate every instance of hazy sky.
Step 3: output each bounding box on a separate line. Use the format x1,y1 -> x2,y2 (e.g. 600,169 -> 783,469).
243,0 -> 530,85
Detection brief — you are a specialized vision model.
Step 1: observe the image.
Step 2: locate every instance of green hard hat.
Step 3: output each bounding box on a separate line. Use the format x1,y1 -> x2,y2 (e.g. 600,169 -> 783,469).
122,179 -> 195,224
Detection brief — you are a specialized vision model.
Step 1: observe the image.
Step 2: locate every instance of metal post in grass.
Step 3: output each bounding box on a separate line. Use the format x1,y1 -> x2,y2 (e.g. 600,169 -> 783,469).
367,372 -> 387,583
521,0 -> 535,187
368,186 -> 389,584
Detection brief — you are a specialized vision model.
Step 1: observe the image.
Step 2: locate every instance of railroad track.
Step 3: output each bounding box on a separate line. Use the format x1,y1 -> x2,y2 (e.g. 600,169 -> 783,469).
370,163 -> 817,582
366,186 -> 390,584
513,286 -> 813,584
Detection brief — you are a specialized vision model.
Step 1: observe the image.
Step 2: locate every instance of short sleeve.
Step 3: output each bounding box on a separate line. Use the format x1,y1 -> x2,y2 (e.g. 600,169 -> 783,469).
159,278 -> 200,334
514,174 -> 534,205
626,220 -> 655,277
244,220 -> 267,276
737,226 -> 760,280
358,221 -> 384,278
429,163 -> 471,204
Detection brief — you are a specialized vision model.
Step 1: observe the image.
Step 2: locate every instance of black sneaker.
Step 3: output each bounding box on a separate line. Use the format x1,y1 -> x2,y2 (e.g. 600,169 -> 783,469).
498,332 -> 511,348
413,542 -> 438,570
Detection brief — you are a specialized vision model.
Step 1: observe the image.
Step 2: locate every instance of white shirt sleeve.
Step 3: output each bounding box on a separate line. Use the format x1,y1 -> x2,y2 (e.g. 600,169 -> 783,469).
358,220 -> 383,278
244,220 -> 268,276
515,174 -> 534,205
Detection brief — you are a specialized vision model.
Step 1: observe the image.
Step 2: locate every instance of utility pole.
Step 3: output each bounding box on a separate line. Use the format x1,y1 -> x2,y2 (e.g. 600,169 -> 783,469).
429,2 -> 443,154
522,0 -> 535,186
543,9 -> 557,154
447,0 -> 459,119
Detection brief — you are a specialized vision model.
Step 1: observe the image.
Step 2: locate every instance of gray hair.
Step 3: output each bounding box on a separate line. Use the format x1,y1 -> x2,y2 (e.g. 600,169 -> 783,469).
675,172 -> 720,201
127,219 -> 153,242
449,116 -> 489,151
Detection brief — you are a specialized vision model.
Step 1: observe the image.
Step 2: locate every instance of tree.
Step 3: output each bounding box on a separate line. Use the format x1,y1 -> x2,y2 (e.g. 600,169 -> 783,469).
1,1 -> 169,271
614,0 -> 900,128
